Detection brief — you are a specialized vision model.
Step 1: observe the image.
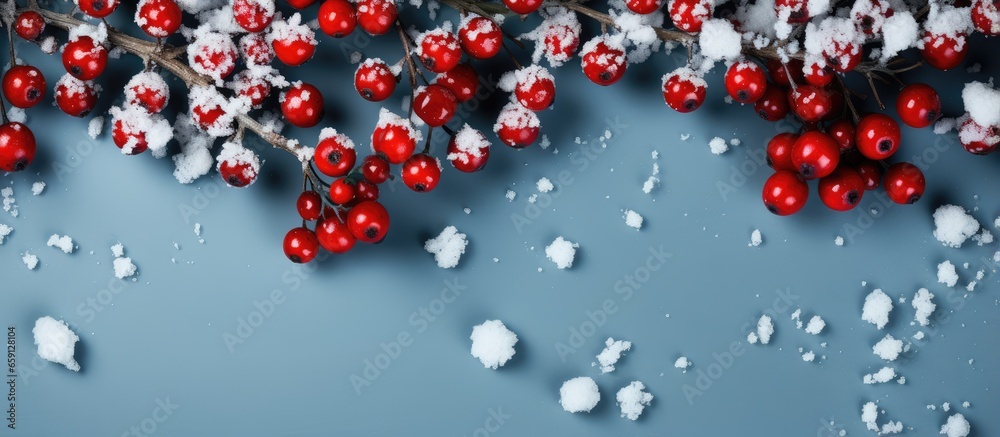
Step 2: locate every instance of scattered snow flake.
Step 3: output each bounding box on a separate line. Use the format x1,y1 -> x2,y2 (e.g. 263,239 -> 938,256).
86,116 -> 104,139
749,315 -> 774,345
616,381 -> 653,421
749,229 -> 762,247
674,356 -> 691,372
698,19 -> 742,62
861,402 -> 879,431
863,367 -> 897,384
804,315 -> 825,335
113,257 -> 137,279
624,210 -> 643,230
937,261 -> 959,287
933,205 -> 981,248
32,316 -> 80,372
424,226 -> 468,269
545,237 -> 578,269
505,190 -> 516,202
834,236 -> 844,246
22,252 -> 38,270
862,289 -> 893,329
469,320 -> 518,370
708,136 -> 729,154
46,234 -> 75,254
536,177 -> 554,193
596,337 -> 632,374
0,224 -> 12,244
111,243 -> 125,258
912,288 -> 936,326
873,334 -> 903,361
962,81 -> 1000,128
31,181 -> 45,195
801,351 -> 815,362
560,377 -> 600,413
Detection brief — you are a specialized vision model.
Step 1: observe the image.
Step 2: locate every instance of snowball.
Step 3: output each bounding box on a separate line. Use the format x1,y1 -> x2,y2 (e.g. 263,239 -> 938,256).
804,315 -> 825,335
862,289 -> 893,329
32,316 -> 80,371
31,181 -> 45,195
545,237 -> 578,269
597,337 -> 631,373
752,315 -> 774,344
937,261 -> 959,287
709,136 -> 729,154
873,334 -> 903,361
560,377 -> 600,413
536,177 -> 554,193
469,320 -> 518,369
113,257 -> 137,279
698,19 -> 742,62
87,116 -> 104,139
424,226 -> 468,269
749,229 -> 762,247
912,288 -> 936,326
616,381 -> 653,421
940,413 -> 971,437
933,205 -> 980,248
624,210 -> 643,230
862,402 -> 879,431
863,367 -> 897,384
46,234 -> 74,254
801,351 -> 815,362
22,252 -> 37,270
674,356 -> 691,371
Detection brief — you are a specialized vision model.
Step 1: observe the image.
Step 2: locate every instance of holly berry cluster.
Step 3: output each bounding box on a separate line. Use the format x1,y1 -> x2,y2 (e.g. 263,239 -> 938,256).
0,0 -> 997,263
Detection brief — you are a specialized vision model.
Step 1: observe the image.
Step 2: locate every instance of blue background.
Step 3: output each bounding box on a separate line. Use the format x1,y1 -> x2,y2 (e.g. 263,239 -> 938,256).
2,2 -> 999,435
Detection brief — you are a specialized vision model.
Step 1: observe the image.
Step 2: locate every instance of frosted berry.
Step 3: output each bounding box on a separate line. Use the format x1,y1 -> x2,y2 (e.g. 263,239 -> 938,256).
788,85 -> 832,122
271,16 -> 317,66
233,0 -> 275,33
189,33 -> 238,80
354,59 -> 396,102
347,200 -> 390,243
435,63 -> 479,102
281,82 -> 324,128
136,0 -> 183,38
314,130 -> 357,177
413,84 -> 458,127
855,113 -> 900,160
895,83 -> 941,128
503,0 -> 543,14
581,38 -> 626,86
372,111 -> 418,164
3,66 -> 46,109
494,103 -> 540,148
775,0 -> 808,23
240,33 -> 274,65
818,166 -> 865,211
230,70 -> 272,107
125,72 -> 170,113
972,0 -> 1000,35
297,191 -> 323,221
55,75 -> 98,117
111,119 -> 149,155
329,178 -> 355,205
827,119 -> 855,151
401,154 -> 442,193
218,156 -> 260,188
15,11 -> 45,40
356,0 -> 398,36
762,170 -> 809,216
283,227 -> 320,263
791,131 -> 840,179
853,160 -> 882,191
662,67 -> 706,113
766,133 -> 798,171
63,36 -> 108,81
803,62 -> 833,87
628,0 -> 663,14
447,127 -> 491,173
958,118 -> 999,155
318,0 -> 357,37
669,0 -> 711,32
542,24 -> 580,64
920,33 -> 967,70
459,17 -> 502,60
515,66 -> 556,111
883,162 -> 925,204
724,60 -> 767,104
316,215 -> 357,253
824,41 -> 862,73
362,155 -> 391,183
0,122 -> 36,172
418,29 -> 462,74
78,0 -> 120,18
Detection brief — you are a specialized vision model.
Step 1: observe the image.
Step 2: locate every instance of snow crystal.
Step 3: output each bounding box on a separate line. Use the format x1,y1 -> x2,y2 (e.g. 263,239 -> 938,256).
424,226 -> 467,269
862,289 -> 893,329
597,337 -> 631,374
749,229 -> 762,247
31,182 -> 45,195
624,210 -> 643,230
674,356 -> 691,372
863,367 -> 896,384
937,261 -> 959,287
709,136 -> 729,154
545,237 -> 578,269
912,288 -> 936,326
469,320 -> 517,369
32,316 -> 80,372
804,315 -> 825,335
536,177 -> 554,193
933,205 -> 980,248
940,413 -> 971,437
616,381 -> 653,421
962,81 -> 1000,128
873,334 -> 903,361
22,252 -> 37,270
46,234 -> 74,254
560,377 -> 600,413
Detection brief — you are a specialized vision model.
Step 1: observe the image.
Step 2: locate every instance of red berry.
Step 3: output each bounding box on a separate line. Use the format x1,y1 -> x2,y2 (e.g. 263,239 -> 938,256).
413,84 -> 458,127
824,42 -> 862,73
434,63 -> 479,102
362,155 -> 390,183
921,33 -> 967,70
818,166 -> 865,211
724,60 -> 767,104
418,29 -> 462,74
125,71 -> 169,113
316,215 -> 357,253
854,160 -> 883,190
354,58 -> 397,102
55,74 -> 98,117
189,32 -> 238,80
353,179 -> 379,203
286,0 -> 318,8
3,65 -> 46,109
767,59 -> 804,87
15,11 -> 45,40
494,103 -> 539,148
62,36 -> 108,81
297,191 -> 323,220
662,67 -> 706,113
329,178 -> 356,205
827,119 -> 855,151
356,0 -> 397,35
791,131 -> 840,179
78,0 -> 120,18
401,154 -> 442,193
514,65 -> 556,111
581,37 -> 626,86
230,69 -> 272,107
895,83 -> 941,128
371,109 -> 418,164
542,23 -> 580,64
459,16 -> 502,59
217,143 -> 261,187
447,125 -> 491,172
669,0 -> 711,32
958,118 -> 999,155
503,0 -> 543,14
883,162 -> 925,204
314,129 -> 356,177
318,0 -> 357,37
240,33 -> 274,65
283,227 -> 320,263
281,82 -> 324,128
347,200 -> 390,243
0,122 -> 36,172
803,62 -> 833,87
766,132 -> 798,171
627,0 -> 663,14
233,0 -> 274,33
788,85 -> 833,122
855,113 -> 901,160
762,170 -> 809,215
271,16 -> 317,66
111,118 -> 149,156
972,0 -> 1000,35
851,0 -> 892,35
755,86 -> 789,121
136,0 -> 183,38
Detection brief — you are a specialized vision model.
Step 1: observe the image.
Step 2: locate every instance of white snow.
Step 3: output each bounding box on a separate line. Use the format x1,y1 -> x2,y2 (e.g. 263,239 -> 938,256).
616,381 -> 653,421
937,261 -> 959,287
912,288 -> 936,326
22,252 -> 37,270
46,234 -> 75,254
88,116 -> 104,139
962,81 -> 1000,128
0,224 -> 11,244
560,377 -> 600,413
113,257 -> 137,279
32,316 -> 80,371
933,205 -> 981,248
505,190 -> 516,202
469,320 -> 518,370
31,182 -> 45,195
940,413 -> 971,437
709,136 -> 729,155
424,226 -> 468,269
597,337 -> 631,373
804,315 -> 825,335
801,351 -> 815,362
674,356 -> 691,372
863,367 -> 896,384
862,289 -> 893,329
624,210 -> 643,230
536,177 -> 554,193
835,236 -> 844,246
873,334 -> 904,361
748,315 -> 774,345
749,229 -> 762,247
545,237 -> 578,269
862,402 -> 879,431
698,19 -> 742,62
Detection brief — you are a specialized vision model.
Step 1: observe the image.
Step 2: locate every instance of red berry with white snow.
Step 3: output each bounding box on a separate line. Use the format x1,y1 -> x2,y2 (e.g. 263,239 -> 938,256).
0,122 -> 36,172
281,82 -> 325,128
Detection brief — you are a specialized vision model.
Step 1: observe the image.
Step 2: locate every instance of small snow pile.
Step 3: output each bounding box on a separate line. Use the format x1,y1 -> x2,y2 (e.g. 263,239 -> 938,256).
962,81 -> 1000,128
536,177 -> 554,193
937,261 -> 959,287
88,116 -> 104,139
863,367 -> 897,384
861,402 -> 880,431
469,320 -> 518,370
940,413 -> 971,437
912,288 -> 936,326
873,334 -> 904,361
424,226 -> 468,269
862,289 -> 893,329
804,315 -> 825,335
643,150 -> 660,194
835,236 -> 844,246
46,234 -> 75,254
616,381 -> 653,421
545,237 -> 578,269
22,252 -> 38,270
597,337 -> 631,373
624,210 -> 643,230
933,205 -> 980,248
560,377 -> 600,413
708,137 -> 729,155
32,316 -> 80,372
698,19 -> 742,63
674,356 -> 691,372
0,224 -> 11,244
879,13 -> 919,62
3,187 -> 17,217
31,181 -> 45,195
111,243 -> 137,279
747,315 -> 774,345
749,229 -> 762,247
172,115 -> 215,184
505,190 -> 516,202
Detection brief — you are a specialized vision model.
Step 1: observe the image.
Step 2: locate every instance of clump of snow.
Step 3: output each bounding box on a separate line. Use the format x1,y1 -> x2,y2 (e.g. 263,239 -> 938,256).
698,19 -> 742,63
32,316 -> 80,371
873,334 -> 903,361
862,289 -> 893,329
46,234 -> 74,254
674,356 -> 691,372
505,190 -> 516,201
111,243 -> 136,279
937,261 -> 959,287
597,337 -> 631,373
545,237 -> 578,269
616,381 -> 653,421
801,351 -> 815,362
560,377 -> 600,413
470,320 -> 518,369
879,13 -> 918,62
749,229 -> 762,247
425,226 -> 468,269
171,115 -> 215,184
835,236 -> 845,246
624,210 -> 643,230
940,413 -> 971,437
0,224 -> 11,244
31,181 -> 45,195
709,136 -> 729,154
912,288 -> 936,326
863,367 -> 897,384
22,252 -> 38,270
747,315 -> 774,345
933,205 -> 981,248
536,177 -> 554,193
861,402 -> 879,431
804,315 -> 825,335
88,116 -> 104,139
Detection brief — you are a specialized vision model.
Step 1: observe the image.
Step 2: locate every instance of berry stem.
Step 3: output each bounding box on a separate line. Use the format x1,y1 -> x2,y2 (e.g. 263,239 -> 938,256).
835,75 -> 861,124
396,21 -> 419,118
423,126 -> 433,154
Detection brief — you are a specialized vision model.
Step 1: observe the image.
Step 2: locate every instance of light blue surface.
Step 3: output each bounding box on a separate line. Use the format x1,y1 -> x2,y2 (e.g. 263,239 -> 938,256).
2,3 -> 999,436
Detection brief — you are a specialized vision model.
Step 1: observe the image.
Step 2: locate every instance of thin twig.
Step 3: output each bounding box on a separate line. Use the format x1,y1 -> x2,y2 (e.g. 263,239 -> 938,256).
396,21 -> 419,118
835,75 -> 861,124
